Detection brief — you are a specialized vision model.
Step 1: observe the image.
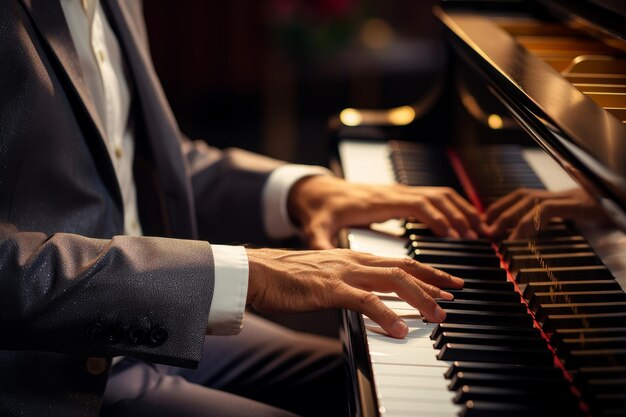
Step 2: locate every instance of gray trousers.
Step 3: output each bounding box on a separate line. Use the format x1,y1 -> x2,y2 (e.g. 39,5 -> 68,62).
101,315 -> 346,417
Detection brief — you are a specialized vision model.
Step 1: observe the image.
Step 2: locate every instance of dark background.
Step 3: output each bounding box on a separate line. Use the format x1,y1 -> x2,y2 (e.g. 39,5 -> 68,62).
143,0 -> 444,167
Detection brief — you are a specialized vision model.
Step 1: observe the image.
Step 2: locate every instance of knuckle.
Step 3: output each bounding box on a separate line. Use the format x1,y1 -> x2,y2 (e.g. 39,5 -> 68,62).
360,292 -> 380,306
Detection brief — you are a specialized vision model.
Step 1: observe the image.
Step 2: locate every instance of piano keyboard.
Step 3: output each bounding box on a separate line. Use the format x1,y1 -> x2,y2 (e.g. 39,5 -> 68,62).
339,140 -> 626,417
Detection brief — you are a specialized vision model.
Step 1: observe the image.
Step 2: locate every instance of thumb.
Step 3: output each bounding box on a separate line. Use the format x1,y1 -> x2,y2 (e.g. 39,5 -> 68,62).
306,222 -> 336,250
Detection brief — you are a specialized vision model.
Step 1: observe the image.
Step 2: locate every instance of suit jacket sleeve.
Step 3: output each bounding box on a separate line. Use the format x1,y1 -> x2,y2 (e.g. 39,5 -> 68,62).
182,139 -> 286,245
0,223 -> 214,368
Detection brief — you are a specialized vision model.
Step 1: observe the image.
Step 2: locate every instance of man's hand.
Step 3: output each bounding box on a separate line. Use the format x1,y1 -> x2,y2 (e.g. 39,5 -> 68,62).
483,188 -> 608,239
246,248 -> 464,338
288,176 -> 485,249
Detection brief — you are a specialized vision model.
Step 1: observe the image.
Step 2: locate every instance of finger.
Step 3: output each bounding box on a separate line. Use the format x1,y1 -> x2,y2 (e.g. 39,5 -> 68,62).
428,194 -> 476,239
483,189 -> 527,224
338,287 -> 410,338
447,191 -> 487,236
508,198 -> 583,240
354,255 -> 464,289
486,195 -> 536,237
304,221 -> 336,250
411,198 -> 459,238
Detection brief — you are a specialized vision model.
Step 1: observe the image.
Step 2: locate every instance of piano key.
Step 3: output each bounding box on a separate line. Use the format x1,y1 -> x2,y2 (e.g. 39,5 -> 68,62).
515,265 -> 613,283
535,301 -> 626,321
453,385 -> 577,406
528,290 -> 626,310
509,252 -> 602,271
543,312 -> 626,332
454,279 -> 514,291
556,336 -> 626,352
499,235 -> 586,250
407,234 -> 493,247
434,332 -> 547,350
442,310 -> 533,327
430,323 -> 541,340
410,249 -> 501,268
446,289 -> 521,303
437,343 -> 554,365
551,327 -> 626,346
448,371 -> 569,391
460,400 -> 583,417
503,243 -> 592,261
407,240 -> 495,254
522,280 -> 621,299
425,264 -> 507,280
564,349 -> 626,369
445,361 -> 562,379
437,299 -> 527,313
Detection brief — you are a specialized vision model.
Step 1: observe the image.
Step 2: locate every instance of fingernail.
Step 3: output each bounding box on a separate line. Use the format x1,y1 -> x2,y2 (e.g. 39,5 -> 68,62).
440,290 -> 454,300
392,320 -> 408,337
451,277 -> 464,287
434,307 -> 446,322
446,228 -> 460,238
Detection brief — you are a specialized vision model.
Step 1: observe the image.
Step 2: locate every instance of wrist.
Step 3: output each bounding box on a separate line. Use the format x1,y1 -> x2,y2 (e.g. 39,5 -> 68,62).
286,175 -> 323,228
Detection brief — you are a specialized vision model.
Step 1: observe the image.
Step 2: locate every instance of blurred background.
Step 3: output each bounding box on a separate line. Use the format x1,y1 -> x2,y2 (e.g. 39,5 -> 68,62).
143,0 -> 444,166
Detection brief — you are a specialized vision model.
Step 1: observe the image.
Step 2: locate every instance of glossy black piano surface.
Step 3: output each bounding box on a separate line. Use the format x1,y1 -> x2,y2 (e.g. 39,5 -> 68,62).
335,1 -> 626,417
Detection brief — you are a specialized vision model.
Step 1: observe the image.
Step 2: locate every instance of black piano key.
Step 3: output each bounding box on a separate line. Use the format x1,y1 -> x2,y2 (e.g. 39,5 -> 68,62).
500,235 -> 586,251
445,361 -> 562,380
543,312 -> 626,332
410,249 -> 501,268
460,400 -> 583,417
563,349 -> 626,368
442,309 -> 533,327
515,265 -> 613,283
404,222 -> 434,236
434,332 -> 546,350
523,280 -> 621,299
447,289 -> 521,303
458,279 -> 514,291
407,234 -> 493,247
426,264 -> 507,280
556,337 -> 626,354
576,366 -> 626,383
551,327 -> 626,346
502,243 -> 592,261
407,240 -> 495,254
454,385 -> 577,407
509,252 -> 602,272
529,291 -> 626,310
430,323 -> 540,340
437,299 -> 527,314
437,343 -> 554,365
449,371 -> 569,391
535,301 -> 626,322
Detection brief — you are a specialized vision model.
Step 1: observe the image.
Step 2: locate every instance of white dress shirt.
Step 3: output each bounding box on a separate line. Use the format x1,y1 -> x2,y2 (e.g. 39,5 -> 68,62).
59,0 -> 330,335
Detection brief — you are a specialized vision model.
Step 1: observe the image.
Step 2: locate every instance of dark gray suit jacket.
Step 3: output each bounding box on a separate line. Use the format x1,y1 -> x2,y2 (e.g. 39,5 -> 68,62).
0,0 -> 284,415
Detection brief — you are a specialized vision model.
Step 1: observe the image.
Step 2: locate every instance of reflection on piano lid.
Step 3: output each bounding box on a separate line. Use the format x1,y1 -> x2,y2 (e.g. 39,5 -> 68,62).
434,2 -> 626,231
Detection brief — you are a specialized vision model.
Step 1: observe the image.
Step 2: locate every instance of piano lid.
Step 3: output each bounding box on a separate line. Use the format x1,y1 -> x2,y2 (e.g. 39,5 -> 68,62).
434,4 -> 626,231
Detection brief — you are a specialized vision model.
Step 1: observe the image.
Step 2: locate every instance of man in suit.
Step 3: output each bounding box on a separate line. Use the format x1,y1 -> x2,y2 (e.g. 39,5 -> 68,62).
0,0 -> 483,416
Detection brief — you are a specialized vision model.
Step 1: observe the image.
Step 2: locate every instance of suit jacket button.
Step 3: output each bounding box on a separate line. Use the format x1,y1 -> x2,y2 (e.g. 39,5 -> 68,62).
103,324 -> 125,344
86,357 -> 108,376
128,327 -> 146,345
148,326 -> 168,346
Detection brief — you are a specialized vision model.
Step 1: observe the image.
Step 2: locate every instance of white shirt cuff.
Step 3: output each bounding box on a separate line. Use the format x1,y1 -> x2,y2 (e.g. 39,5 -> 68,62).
262,164 -> 333,239
207,244 -> 248,335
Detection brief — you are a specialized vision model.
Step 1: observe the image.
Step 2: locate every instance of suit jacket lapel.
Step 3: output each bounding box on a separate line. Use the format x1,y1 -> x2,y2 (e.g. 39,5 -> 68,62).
18,0 -> 124,217
19,0 -> 108,147
104,0 -> 197,238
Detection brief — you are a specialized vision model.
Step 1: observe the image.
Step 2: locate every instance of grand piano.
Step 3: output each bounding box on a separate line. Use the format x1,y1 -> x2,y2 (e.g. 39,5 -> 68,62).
335,1 -> 626,416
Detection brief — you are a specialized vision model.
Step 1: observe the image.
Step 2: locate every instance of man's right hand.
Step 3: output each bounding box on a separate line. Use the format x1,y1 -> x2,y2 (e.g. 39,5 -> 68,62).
245,248 -> 464,338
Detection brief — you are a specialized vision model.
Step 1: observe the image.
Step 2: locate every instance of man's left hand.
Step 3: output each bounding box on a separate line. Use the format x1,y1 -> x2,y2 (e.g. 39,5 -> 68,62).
287,176 -> 485,249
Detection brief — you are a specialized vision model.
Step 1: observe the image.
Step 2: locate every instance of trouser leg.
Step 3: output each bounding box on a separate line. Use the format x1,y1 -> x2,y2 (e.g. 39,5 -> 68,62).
102,314 -> 347,417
